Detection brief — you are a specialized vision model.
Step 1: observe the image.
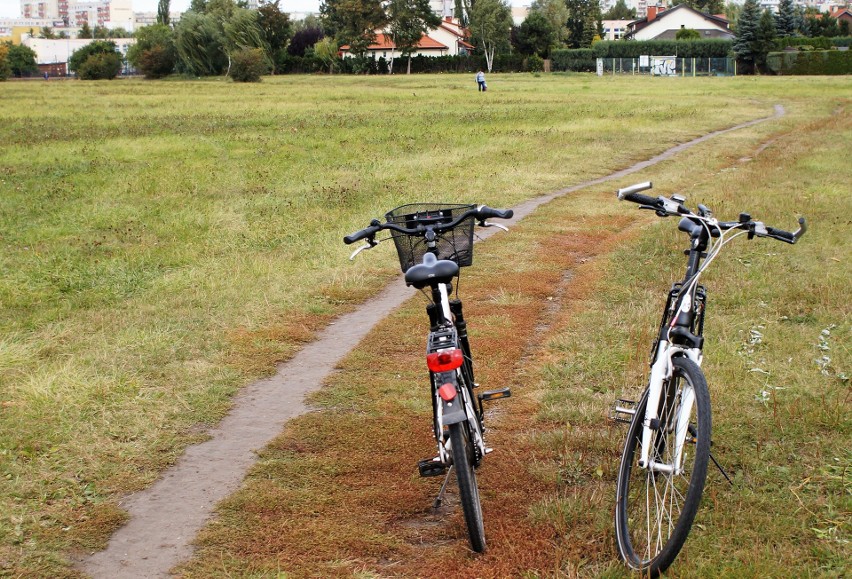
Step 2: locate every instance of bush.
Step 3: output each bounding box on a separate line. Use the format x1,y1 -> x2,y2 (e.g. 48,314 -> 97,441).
527,54 -> 544,72
229,48 -> 269,82
275,52 -> 323,73
77,52 -> 123,79
774,36 -> 834,51
137,46 -> 176,79
69,40 -> 123,78
766,50 -> 852,75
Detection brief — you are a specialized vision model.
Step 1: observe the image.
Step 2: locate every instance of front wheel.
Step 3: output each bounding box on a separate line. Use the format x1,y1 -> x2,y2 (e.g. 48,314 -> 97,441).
614,356 -> 711,577
449,421 -> 486,552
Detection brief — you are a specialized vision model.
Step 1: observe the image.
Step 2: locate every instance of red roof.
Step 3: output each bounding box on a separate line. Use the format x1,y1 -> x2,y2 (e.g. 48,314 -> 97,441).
341,33 -> 448,52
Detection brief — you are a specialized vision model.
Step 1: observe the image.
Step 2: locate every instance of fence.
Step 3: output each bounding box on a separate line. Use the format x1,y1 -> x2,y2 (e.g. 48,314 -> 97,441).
596,57 -> 737,77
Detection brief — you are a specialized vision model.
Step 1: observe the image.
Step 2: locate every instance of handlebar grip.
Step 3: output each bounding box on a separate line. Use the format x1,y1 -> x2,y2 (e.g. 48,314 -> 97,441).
477,206 -> 514,220
343,223 -> 381,245
617,181 -> 653,199
765,226 -> 795,242
621,192 -> 660,207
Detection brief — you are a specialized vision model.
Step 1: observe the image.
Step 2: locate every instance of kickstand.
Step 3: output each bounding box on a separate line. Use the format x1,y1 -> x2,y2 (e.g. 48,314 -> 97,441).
433,465 -> 453,509
710,451 -> 733,486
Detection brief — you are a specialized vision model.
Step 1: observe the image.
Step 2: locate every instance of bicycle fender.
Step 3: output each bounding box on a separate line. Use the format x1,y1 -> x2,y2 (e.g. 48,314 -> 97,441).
441,396 -> 467,424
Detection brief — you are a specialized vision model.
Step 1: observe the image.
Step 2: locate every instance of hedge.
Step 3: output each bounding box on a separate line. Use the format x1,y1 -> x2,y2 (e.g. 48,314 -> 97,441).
774,36 -> 834,50
766,50 -> 852,74
590,39 -> 732,58
551,49 -> 596,72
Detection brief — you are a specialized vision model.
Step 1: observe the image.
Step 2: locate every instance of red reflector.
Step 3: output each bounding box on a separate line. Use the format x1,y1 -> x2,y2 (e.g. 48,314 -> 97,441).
438,383 -> 457,401
426,348 -> 464,372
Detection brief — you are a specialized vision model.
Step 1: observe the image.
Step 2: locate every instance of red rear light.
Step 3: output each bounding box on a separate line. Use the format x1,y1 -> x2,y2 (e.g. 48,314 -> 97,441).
438,383 -> 457,401
426,348 -> 464,372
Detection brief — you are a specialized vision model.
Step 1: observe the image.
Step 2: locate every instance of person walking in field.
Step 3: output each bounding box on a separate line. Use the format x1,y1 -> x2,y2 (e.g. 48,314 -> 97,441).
476,70 -> 486,92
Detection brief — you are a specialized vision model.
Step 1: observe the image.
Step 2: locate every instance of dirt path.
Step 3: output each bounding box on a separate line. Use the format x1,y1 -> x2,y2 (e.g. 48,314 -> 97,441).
78,105 -> 784,578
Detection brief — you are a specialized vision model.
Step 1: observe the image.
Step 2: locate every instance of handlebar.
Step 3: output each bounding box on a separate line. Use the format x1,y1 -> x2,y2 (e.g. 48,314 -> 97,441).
343,219 -> 382,245
616,182 -> 807,244
343,205 -> 514,245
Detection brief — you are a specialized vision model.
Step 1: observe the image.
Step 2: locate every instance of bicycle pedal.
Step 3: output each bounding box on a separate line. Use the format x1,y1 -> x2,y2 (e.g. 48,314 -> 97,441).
418,458 -> 447,478
478,387 -> 511,402
610,398 -> 637,424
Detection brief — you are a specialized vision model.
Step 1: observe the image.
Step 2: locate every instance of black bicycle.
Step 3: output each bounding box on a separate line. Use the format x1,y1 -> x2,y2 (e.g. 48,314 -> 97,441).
610,182 -> 806,576
344,203 -> 514,552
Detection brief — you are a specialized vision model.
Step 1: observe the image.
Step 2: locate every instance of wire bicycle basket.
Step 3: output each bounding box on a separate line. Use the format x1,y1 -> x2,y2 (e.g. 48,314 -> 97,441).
385,203 -> 476,273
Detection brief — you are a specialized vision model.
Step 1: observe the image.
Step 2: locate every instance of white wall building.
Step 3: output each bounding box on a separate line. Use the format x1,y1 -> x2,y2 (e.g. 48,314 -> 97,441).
23,35 -> 135,64
20,0 -> 132,29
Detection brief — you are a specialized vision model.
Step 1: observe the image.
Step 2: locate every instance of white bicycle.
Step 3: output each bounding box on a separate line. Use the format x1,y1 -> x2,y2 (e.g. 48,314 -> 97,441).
611,182 -> 806,576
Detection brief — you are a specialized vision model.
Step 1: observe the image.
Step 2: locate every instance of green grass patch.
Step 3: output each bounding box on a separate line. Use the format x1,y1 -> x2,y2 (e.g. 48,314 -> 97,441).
0,74 -> 848,575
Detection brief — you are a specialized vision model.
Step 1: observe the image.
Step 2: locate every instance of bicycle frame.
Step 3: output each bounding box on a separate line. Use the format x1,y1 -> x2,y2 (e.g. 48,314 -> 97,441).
426,280 -> 485,467
639,230 -> 709,474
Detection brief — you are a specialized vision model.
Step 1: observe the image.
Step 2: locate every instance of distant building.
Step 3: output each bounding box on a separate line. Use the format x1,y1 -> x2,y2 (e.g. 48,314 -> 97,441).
602,20 -> 632,40
20,0 -> 133,29
340,16 -> 474,60
626,4 -> 733,40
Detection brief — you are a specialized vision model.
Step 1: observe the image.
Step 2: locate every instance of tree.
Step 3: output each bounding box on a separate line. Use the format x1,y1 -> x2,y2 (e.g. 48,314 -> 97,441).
676,27 -> 701,40
469,0 -> 513,72
725,1 -> 741,30
0,44 -> 11,81
257,0 -> 291,72
40,26 -> 56,39
158,0 -> 171,25
732,0 -> 761,74
222,7 -> 270,75
79,22 -> 93,39
755,8 -> 776,71
565,0 -> 602,49
313,36 -> 338,73
288,27 -> 324,56
128,24 -> 177,78
517,11 -> 556,57
530,0 -> 570,45
455,0 -> 471,28
69,40 -> 123,79
603,0 -> 636,20
174,11 -> 228,75
3,42 -> 39,77
386,0 -> 441,74
320,0 -> 387,58
774,0 -> 794,37
93,25 -> 110,38
683,0 -> 724,14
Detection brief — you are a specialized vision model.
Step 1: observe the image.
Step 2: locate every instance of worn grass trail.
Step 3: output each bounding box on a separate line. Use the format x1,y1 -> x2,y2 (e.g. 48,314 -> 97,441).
177,98 -> 848,576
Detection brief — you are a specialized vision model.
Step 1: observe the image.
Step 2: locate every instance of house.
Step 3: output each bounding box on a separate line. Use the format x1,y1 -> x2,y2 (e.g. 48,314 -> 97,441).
340,16 -> 474,60
626,4 -> 734,40
602,19 -> 632,40
829,7 -> 852,30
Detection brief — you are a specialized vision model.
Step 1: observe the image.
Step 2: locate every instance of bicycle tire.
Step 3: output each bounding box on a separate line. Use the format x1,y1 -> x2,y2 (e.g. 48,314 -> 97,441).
449,421 -> 486,552
614,356 -> 711,576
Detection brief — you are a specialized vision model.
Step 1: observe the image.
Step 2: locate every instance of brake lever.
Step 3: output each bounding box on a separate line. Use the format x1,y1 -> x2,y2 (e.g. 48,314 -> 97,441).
479,220 -> 509,232
349,238 -> 377,260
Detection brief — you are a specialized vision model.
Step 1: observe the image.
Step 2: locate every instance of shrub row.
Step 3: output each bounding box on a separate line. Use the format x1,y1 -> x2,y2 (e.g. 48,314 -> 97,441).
590,39 -> 733,58
766,49 -> 852,74
773,36 -> 852,50
275,53 -> 533,74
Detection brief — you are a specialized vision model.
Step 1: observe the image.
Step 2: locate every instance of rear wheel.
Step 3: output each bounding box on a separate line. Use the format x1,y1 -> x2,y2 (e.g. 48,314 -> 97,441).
449,421 -> 486,552
614,356 -> 711,576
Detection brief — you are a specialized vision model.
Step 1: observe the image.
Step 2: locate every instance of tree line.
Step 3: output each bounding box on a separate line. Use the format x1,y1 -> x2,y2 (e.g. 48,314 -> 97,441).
1,0 -> 848,81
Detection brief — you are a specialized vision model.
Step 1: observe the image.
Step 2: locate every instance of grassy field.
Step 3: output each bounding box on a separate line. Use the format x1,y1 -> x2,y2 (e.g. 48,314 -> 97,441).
0,74 -> 848,576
